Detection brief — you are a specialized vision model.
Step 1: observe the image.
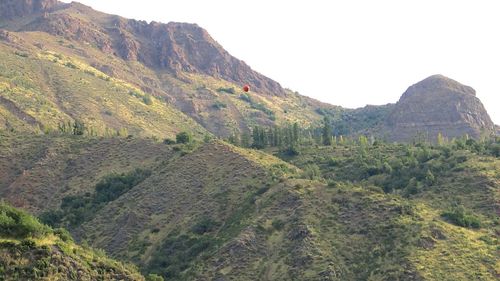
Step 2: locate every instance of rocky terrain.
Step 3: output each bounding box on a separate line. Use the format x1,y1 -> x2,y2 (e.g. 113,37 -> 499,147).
368,75 -> 496,142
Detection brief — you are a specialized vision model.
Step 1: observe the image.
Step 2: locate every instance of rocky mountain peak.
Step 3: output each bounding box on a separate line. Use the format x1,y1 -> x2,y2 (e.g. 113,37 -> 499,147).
383,75 -> 495,141
401,74 -> 476,101
0,0 -> 61,19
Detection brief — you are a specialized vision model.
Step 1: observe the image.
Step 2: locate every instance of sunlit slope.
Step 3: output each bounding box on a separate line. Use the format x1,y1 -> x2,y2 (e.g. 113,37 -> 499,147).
0,202 -> 144,281
0,1 -> 329,138
0,41 -> 208,139
1,132 -> 500,280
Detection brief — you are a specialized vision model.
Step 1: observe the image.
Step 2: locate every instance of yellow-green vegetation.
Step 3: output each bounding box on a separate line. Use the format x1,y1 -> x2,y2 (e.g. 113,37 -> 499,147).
0,202 -> 144,280
0,42 -> 208,139
2,130 -> 499,280
280,137 -> 500,280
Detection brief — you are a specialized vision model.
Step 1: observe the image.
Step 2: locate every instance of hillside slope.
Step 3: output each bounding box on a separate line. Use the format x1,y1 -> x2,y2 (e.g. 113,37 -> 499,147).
1,131 -> 500,280
0,202 -> 144,280
0,0 -> 329,138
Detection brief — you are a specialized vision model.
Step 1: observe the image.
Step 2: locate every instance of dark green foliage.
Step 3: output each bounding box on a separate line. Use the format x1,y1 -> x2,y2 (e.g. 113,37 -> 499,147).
39,169 -> 151,228
38,209 -> 65,227
212,101 -> 227,110
0,202 -> 50,239
216,87 -> 236,94
14,51 -> 29,58
147,234 -> 217,280
442,205 -> 482,229
143,94 -> 153,105
64,61 -> 78,69
322,116 -> 332,145
250,123 -> 301,153
95,169 -> 151,202
302,164 -> 321,180
272,219 -> 285,231
176,132 -> 192,144
163,138 -> 176,145
72,120 -> 85,135
191,217 -> 219,235
239,93 -> 252,103
53,228 -> 74,242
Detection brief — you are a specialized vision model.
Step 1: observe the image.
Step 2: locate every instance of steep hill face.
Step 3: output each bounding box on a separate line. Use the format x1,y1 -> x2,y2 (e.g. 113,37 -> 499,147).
0,0 -> 327,138
382,75 -> 495,142
0,202 -> 145,281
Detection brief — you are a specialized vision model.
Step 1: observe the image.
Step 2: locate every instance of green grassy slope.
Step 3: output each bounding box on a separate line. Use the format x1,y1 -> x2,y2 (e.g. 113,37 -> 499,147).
0,202 -> 144,281
280,139 -> 500,280
0,41 -> 208,139
2,132 -> 500,280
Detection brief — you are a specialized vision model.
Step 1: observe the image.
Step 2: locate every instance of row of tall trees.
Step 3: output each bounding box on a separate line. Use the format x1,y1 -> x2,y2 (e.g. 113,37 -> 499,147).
227,118 -> 341,153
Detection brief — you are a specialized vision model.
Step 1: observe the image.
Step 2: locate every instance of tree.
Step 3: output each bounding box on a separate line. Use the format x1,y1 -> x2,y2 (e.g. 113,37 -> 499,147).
72,120 -> 85,135
240,133 -> 251,148
437,132 -> 445,146
252,126 -> 263,149
228,133 -> 239,146
293,122 -> 300,145
322,116 -> 332,146
176,132 -> 192,144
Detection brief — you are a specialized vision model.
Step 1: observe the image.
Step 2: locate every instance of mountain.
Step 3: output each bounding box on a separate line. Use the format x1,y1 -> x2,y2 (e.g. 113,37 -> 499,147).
1,1 -> 500,280
0,201 -> 145,280
379,75 -> 496,142
0,0 -> 328,138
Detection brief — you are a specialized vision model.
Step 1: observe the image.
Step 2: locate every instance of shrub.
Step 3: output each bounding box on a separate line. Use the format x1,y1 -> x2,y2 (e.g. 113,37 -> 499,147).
54,228 -> 74,242
41,169 -> 151,228
176,132 -> 192,144
191,218 -> 219,235
442,205 -> 481,229
94,169 -> 152,203
302,164 -> 321,180
272,219 -> 285,231
239,93 -> 252,103
143,95 -> 153,105
216,87 -> 235,94
146,274 -> 165,281
0,203 -> 50,238
39,210 -> 65,227
212,101 -> 227,110
163,138 -> 176,145
64,61 -> 78,69
327,157 -> 339,167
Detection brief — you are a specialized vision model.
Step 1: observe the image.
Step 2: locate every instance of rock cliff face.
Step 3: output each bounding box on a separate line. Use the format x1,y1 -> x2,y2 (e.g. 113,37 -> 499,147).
120,20 -> 286,96
383,75 -> 495,141
0,0 -> 60,19
1,0 -> 285,96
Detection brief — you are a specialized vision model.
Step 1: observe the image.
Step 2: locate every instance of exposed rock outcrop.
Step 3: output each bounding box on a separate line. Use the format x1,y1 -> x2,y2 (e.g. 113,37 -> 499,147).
0,0 -> 61,20
382,75 -> 495,141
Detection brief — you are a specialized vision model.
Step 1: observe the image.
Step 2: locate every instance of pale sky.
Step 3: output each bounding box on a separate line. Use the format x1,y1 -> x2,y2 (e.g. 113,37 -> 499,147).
61,0 -> 500,124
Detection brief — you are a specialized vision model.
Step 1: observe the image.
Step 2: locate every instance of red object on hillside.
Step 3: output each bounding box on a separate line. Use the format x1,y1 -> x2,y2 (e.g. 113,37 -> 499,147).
243,85 -> 250,92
